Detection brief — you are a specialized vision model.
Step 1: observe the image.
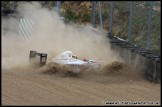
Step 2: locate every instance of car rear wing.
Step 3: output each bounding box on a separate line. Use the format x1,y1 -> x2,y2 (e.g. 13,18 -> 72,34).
29,50 -> 47,66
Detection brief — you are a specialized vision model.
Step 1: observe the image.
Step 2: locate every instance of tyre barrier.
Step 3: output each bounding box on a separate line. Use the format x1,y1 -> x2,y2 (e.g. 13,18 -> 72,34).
108,35 -> 161,83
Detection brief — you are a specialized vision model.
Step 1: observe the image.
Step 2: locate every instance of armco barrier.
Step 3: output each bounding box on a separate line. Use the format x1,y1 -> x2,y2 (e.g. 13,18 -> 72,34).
108,36 -> 161,83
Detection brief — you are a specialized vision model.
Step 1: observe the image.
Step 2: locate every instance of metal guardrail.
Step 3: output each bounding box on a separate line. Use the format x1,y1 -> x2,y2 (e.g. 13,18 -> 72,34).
108,35 -> 161,83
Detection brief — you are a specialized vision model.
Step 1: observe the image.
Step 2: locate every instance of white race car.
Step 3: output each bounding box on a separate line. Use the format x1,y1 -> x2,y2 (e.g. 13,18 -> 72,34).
47,51 -> 104,75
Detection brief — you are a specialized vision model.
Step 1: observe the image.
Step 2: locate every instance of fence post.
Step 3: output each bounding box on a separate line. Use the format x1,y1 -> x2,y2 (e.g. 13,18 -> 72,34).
108,1 -> 114,38
92,1 -> 96,28
56,1 -> 61,16
146,1 -> 153,50
98,1 -> 103,31
42,1 -> 47,8
128,1 -> 134,42
12,1 -> 16,12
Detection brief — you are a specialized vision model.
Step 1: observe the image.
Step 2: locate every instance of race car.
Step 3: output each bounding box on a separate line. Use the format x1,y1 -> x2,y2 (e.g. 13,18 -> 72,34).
29,50 -> 104,75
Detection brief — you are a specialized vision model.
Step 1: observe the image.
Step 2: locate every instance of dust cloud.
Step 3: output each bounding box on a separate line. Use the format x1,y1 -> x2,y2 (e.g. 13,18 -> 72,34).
2,1 -> 123,70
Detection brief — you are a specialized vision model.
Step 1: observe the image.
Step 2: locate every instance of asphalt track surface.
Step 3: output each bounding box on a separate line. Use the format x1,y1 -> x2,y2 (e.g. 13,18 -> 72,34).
2,65 -> 161,106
